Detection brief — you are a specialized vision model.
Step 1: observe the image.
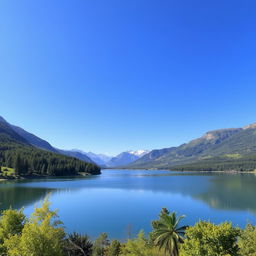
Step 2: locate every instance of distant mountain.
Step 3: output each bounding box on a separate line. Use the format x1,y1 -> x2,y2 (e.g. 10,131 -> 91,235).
129,147 -> 175,167
106,150 -> 149,167
127,126 -> 256,170
107,152 -> 140,167
56,149 -> 94,163
73,150 -> 149,167
86,152 -> 113,166
127,150 -> 149,157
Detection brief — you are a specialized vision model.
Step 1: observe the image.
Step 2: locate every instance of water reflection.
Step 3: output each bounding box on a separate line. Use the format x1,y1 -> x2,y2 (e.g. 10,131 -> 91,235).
0,182 -> 55,210
195,173 -> 256,212
0,170 -> 256,225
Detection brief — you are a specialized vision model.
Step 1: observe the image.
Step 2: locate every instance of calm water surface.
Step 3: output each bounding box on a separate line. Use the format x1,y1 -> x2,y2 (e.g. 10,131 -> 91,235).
0,169 -> 256,239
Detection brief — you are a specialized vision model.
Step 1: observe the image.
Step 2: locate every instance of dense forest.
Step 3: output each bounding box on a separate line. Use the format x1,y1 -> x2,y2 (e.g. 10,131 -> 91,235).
0,199 -> 255,256
172,154 -> 256,172
0,117 -> 100,178
0,141 -> 101,177
0,119 -> 101,178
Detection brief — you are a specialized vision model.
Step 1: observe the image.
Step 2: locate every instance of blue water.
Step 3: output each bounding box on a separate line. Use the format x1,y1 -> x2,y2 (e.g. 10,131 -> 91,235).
0,169 -> 255,239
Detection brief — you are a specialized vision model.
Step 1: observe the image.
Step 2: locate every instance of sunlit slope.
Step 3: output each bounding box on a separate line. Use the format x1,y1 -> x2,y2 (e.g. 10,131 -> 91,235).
127,124 -> 256,171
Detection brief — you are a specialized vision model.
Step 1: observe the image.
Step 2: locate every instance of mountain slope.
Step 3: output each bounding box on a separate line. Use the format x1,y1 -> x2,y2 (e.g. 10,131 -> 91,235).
0,116 -> 100,177
128,128 -> 242,169
11,125 -> 58,153
107,152 -> 140,167
127,150 -> 149,157
0,115 -> 58,152
173,154 -> 256,172
57,149 -> 94,163
0,116 -> 95,164
202,126 -> 256,156
86,152 -> 113,166
0,118 -> 30,145
106,150 -> 149,167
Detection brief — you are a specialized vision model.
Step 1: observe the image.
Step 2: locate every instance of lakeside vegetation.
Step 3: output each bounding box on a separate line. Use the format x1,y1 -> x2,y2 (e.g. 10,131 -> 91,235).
0,120 -> 101,179
172,154 -> 256,172
0,199 -> 255,256
0,167 -> 15,178
0,141 -> 101,179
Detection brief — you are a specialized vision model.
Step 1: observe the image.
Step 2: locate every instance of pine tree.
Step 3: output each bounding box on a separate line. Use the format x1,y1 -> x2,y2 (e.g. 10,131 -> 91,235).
14,154 -> 21,176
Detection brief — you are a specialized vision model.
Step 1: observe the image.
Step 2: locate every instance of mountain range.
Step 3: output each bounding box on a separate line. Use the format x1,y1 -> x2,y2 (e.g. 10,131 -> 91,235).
126,124 -> 256,171
56,149 -> 93,163
106,150 -> 149,167
59,149 -> 149,167
2,114 -> 256,172
0,115 -> 147,168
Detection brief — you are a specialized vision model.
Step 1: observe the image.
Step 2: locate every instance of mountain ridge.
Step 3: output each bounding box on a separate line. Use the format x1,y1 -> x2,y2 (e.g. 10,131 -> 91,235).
56,148 -> 94,164
0,116 -> 101,177
105,150 -> 149,167
126,124 -> 256,170
0,115 -> 98,164
11,125 -> 58,153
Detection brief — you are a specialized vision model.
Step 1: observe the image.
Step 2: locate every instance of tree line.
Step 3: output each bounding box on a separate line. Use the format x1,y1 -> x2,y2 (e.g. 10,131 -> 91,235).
0,142 -> 101,177
0,198 -> 255,256
173,154 -> 256,172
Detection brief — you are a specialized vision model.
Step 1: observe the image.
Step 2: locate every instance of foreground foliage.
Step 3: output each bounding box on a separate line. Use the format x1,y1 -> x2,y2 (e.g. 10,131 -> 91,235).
238,224 -> 256,256
151,208 -> 187,256
122,231 -> 157,256
65,232 -> 93,256
0,200 -> 256,256
4,199 -> 65,256
180,221 -> 240,256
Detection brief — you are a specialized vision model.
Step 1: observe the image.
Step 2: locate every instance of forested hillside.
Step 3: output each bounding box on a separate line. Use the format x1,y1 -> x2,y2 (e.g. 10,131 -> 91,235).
0,120 -> 29,145
173,154 -> 256,172
0,117 -> 100,178
127,124 -> 256,172
0,141 -> 100,177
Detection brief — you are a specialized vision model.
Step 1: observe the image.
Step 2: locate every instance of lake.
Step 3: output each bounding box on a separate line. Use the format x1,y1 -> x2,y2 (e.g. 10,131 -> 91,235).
0,169 -> 256,240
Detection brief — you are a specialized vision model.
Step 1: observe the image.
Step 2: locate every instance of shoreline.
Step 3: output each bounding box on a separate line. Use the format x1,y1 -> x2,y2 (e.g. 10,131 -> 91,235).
1,168 -> 255,182
0,172 -> 98,182
103,168 -> 256,174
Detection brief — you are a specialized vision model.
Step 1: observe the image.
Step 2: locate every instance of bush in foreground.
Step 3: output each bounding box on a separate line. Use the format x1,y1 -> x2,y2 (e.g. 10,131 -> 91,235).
0,200 -> 256,256
180,221 -> 240,256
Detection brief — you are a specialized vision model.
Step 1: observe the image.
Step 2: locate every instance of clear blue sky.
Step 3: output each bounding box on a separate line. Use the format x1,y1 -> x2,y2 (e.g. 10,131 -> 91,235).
0,0 -> 256,155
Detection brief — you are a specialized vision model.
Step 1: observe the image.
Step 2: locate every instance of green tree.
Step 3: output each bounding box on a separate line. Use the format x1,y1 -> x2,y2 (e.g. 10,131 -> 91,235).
180,221 -> 240,256
93,233 -> 109,256
65,232 -> 93,256
0,140 -> 101,178
14,154 -> 22,175
121,230 -> 164,256
238,224 -> 256,256
107,240 -> 121,256
4,198 -> 65,256
151,208 -> 187,256
0,208 -> 26,254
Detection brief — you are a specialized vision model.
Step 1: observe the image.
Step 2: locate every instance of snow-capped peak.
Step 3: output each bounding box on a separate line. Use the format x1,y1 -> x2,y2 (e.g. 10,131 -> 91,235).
127,150 -> 149,157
